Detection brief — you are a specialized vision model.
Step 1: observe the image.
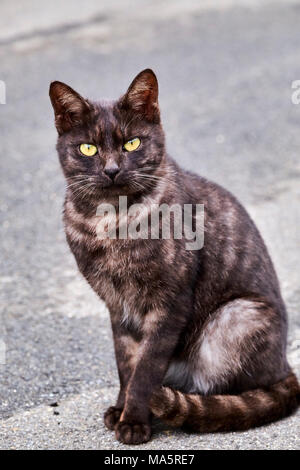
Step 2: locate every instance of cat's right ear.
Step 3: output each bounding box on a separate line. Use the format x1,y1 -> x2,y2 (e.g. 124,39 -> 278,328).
49,81 -> 90,135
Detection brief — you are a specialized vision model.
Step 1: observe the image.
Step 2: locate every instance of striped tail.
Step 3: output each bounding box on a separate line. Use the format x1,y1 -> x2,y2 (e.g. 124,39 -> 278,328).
150,373 -> 300,432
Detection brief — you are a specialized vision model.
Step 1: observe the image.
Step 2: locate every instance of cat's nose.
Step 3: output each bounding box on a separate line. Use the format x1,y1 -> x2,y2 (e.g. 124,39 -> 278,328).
104,164 -> 120,181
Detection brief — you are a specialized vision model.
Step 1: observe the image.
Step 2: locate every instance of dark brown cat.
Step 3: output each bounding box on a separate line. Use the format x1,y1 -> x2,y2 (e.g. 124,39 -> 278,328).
49,69 -> 299,445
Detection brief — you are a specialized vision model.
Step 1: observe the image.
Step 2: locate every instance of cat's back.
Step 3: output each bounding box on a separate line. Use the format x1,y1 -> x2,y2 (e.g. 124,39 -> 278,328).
169,158 -> 285,314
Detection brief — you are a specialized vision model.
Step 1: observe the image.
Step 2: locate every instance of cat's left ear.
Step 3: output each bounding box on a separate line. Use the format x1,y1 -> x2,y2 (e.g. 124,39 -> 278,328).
121,69 -> 160,122
49,81 -> 91,135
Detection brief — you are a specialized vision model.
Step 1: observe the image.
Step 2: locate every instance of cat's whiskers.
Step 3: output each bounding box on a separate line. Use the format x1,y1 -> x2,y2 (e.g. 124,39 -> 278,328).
66,175 -> 93,190
69,174 -> 92,180
72,186 -> 95,202
135,173 -> 164,181
66,180 -> 90,191
71,180 -> 95,193
128,179 -> 146,192
69,180 -> 97,201
133,173 -> 170,189
142,164 -> 178,181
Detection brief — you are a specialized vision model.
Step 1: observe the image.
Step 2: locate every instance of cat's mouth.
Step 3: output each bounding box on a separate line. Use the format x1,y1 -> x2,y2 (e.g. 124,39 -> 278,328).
102,175 -> 126,189
67,173 -> 147,200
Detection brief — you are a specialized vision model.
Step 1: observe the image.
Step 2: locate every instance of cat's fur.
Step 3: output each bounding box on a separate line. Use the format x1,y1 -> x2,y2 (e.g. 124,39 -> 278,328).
49,69 -> 299,444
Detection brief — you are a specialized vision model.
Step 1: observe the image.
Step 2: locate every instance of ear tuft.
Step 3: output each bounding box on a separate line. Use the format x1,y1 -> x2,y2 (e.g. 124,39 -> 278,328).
122,69 -> 159,122
49,81 -> 90,135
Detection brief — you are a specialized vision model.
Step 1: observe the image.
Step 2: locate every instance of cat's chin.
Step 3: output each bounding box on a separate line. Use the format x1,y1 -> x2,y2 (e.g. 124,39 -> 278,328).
90,182 -> 139,199
100,185 -> 142,197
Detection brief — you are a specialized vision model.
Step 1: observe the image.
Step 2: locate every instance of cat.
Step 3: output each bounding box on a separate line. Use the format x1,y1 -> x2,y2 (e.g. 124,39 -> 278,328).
49,69 -> 299,445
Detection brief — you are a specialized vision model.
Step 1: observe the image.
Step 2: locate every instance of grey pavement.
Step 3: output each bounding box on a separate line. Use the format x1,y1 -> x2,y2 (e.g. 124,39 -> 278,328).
0,0 -> 299,450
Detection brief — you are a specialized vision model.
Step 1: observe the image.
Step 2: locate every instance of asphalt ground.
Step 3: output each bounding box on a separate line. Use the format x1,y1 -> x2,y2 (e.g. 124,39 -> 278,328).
0,0 -> 299,449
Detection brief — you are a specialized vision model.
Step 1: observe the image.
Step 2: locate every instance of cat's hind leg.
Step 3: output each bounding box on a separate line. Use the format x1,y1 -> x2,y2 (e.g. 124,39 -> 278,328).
190,297 -> 289,394
157,297 -> 298,432
165,297 -> 289,395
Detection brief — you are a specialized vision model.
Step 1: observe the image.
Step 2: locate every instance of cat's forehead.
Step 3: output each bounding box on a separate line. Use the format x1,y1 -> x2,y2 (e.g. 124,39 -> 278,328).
85,99 -> 122,142
87,99 -> 149,140
93,100 -> 119,126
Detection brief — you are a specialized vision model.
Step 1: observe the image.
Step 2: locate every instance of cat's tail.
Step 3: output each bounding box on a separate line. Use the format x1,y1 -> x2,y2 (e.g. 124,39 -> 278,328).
150,373 -> 300,432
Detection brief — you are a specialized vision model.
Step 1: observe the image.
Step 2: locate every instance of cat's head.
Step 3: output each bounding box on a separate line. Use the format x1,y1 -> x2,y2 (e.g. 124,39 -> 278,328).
49,69 -> 165,200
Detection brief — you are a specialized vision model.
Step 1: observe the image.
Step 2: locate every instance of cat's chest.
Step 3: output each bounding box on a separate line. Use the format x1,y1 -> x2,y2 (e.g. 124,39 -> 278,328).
64,199 -> 160,310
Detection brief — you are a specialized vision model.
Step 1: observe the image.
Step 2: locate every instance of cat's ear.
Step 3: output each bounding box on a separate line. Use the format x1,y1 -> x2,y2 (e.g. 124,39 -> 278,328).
121,69 -> 160,122
49,81 -> 91,135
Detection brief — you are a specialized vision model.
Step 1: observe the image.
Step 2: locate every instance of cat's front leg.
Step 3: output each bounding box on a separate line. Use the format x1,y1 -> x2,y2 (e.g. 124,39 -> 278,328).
104,316 -> 140,431
115,299 -> 190,445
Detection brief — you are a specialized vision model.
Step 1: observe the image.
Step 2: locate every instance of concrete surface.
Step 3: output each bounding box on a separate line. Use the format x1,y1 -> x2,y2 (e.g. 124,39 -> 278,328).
0,0 -> 299,450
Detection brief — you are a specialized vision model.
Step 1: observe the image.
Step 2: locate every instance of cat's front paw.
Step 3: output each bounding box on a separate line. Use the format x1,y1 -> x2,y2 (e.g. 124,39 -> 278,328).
115,420 -> 151,445
104,406 -> 123,430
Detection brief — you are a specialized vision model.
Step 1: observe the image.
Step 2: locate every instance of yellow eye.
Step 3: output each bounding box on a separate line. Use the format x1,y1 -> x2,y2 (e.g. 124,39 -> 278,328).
123,137 -> 141,152
79,143 -> 98,156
